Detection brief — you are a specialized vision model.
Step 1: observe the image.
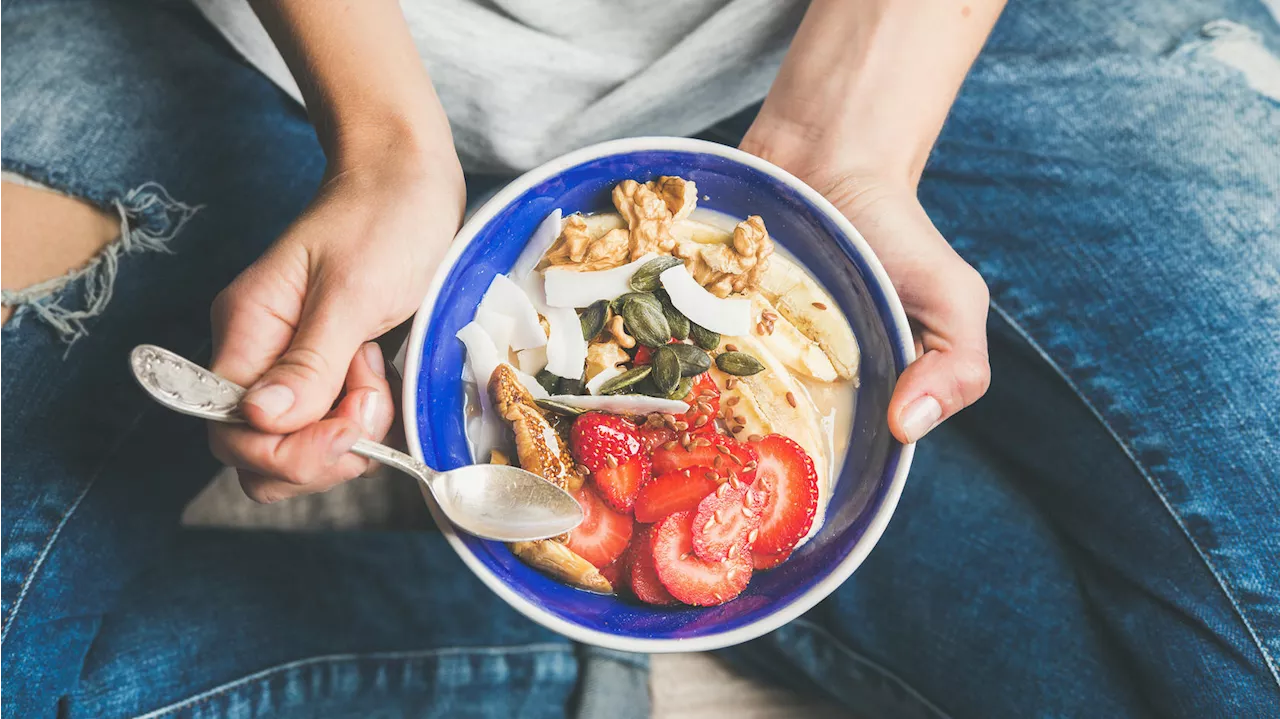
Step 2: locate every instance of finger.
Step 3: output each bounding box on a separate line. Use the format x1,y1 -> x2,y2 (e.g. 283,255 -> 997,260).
329,342 -> 396,475
209,416 -> 366,502
209,256 -> 304,389
889,336 -> 991,444
239,288 -> 371,435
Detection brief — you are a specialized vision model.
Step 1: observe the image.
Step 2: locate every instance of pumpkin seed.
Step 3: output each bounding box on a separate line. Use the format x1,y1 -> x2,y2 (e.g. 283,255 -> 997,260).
598,365 -> 652,395
667,342 -> 712,376
535,370 -> 560,395
579,300 -> 609,340
665,376 -> 694,401
651,345 -> 682,395
620,295 -> 671,347
557,375 -> 588,396
611,291 -> 660,316
715,351 -> 765,376
656,289 -> 690,340
628,256 -> 684,292
536,399 -> 586,417
689,322 -> 720,351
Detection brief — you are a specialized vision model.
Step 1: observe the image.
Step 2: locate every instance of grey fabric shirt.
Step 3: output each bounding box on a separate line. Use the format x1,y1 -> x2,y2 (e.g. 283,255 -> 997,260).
192,0 -> 806,173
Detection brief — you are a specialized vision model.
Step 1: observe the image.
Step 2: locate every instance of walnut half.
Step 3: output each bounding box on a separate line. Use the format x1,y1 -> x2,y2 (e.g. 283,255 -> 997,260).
674,215 -> 774,298
613,176 -> 698,261
542,215 -> 631,272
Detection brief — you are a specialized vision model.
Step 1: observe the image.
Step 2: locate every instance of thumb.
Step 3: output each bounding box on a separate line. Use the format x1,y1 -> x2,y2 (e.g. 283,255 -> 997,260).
240,293 -> 369,434
888,342 -> 991,444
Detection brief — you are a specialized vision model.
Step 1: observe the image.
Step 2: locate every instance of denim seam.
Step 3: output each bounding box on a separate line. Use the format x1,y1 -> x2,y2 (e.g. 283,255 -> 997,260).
988,301 -> 1280,690
0,402 -> 155,646
130,643 -> 577,719
788,618 -> 954,719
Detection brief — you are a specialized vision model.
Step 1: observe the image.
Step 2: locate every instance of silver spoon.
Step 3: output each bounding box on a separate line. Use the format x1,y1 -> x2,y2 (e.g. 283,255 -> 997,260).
129,344 -> 582,542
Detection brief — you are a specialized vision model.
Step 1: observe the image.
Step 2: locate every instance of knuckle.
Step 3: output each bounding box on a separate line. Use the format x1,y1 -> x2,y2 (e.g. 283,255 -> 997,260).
272,347 -> 335,386
952,352 -> 992,404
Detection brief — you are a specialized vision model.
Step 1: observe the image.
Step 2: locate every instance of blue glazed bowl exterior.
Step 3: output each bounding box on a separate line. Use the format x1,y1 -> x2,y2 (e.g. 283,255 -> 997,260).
403,138 -> 915,652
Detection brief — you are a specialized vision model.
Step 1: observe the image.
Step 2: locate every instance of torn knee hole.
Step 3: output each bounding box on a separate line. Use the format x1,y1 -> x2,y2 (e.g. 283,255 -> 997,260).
1,178 -> 201,345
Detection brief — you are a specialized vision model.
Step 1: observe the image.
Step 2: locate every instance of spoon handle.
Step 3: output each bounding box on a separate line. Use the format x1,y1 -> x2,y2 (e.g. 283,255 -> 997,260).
129,344 -> 437,483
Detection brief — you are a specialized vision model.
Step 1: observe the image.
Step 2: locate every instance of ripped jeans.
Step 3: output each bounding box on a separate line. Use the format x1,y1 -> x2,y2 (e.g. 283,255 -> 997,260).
2,0 -> 1278,717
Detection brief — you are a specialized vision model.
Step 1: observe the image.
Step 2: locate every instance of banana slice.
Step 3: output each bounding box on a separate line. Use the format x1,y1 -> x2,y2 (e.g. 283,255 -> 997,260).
510,540 -> 612,594
710,334 -> 830,536
671,218 -> 733,245
757,255 -> 860,382
746,292 -> 837,382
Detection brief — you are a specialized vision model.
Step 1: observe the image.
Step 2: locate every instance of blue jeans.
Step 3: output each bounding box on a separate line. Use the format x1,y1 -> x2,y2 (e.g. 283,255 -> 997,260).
2,0 -> 1277,717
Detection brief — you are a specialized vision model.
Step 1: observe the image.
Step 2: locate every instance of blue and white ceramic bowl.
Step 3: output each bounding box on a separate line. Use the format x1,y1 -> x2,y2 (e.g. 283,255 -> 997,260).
403,137 -> 915,652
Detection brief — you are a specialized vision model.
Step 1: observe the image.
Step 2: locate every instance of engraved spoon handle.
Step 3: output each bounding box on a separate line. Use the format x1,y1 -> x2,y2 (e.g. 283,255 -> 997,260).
129,344 -> 438,483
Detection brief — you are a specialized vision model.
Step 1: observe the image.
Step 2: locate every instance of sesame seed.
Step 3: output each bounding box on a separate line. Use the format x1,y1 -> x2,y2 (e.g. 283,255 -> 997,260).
747,529 -> 759,543
695,415 -> 708,428
605,455 -> 618,468
704,470 -> 718,481
741,506 -> 754,518
704,517 -> 717,532
662,441 -> 679,451
728,544 -> 739,559
673,421 -> 689,431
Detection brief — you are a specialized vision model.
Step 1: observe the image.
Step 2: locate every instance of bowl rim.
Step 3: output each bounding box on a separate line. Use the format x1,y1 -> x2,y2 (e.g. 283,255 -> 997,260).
402,136 -> 917,653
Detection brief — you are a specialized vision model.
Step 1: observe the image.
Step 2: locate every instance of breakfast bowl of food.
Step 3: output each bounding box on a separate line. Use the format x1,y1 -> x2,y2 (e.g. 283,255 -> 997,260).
402,137 -> 915,652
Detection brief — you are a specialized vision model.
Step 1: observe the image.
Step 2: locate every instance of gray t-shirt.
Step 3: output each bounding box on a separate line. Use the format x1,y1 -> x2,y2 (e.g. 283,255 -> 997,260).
192,0 -> 806,173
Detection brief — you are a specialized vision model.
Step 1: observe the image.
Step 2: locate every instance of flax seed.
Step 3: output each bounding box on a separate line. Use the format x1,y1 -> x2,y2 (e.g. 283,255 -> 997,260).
811,301 -> 828,310
724,343 -> 738,352
695,415 -> 709,428
716,444 -> 731,455
716,483 -> 730,498
748,434 -> 764,443
743,461 -> 757,471
734,415 -> 746,424
662,441 -> 679,451
704,470 -> 718,481
731,426 -> 744,434
762,310 -> 778,321
726,396 -> 740,407
605,455 -> 618,468
730,453 -> 743,465
786,391 -> 797,408
726,377 -> 737,390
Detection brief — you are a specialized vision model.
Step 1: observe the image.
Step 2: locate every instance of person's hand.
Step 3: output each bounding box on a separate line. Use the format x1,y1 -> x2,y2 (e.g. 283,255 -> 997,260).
740,133 -> 991,444
208,144 -> 465,502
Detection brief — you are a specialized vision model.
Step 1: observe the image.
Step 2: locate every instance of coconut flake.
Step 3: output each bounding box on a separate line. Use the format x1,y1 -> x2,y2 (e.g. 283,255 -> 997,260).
516,346 -> 548,375
659,265 -> 751,336
512,208 -> 562,280
547,394 -> 688,414
585,365 -> 625,395
456,321 -> 501,388
511,365 -> 551,400
543,305 -> 588,378
478,274 -> 547,350
543,253 -> 659,308
475,307 -> 516,354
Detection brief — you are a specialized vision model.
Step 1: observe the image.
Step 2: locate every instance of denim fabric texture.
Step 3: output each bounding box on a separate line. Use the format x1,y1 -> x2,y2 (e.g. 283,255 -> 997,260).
2,0 -> 1278,717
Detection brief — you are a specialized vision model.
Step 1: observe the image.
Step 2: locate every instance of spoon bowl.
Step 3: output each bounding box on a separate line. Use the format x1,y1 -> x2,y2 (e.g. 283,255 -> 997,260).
129,344 -> 583,542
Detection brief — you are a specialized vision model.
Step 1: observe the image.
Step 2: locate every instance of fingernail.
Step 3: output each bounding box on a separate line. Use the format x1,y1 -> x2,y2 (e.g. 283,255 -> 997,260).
360,391 -> 380,435
243,384 -> 294,420
328,425 -> 361,463
363,342 -> 385,379
900,395 -> 942,443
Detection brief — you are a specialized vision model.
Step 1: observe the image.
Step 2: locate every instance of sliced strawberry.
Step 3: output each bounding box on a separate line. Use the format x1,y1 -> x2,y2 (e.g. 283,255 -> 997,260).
652,511 -> 752,606
628,525 -> 679,606
746,435 -> 819,556
566,485 -> 634,569
633,466 -> 720,523
752,548 -> 792,571
681,372 -> 720,434
600,555 -> 627,590
591,455 -> 650,513
637,425 -> 678,455
692,480 -> 770,562
633,345 -> 653,365
651,433 -> 758,485
571,412 -> 642,473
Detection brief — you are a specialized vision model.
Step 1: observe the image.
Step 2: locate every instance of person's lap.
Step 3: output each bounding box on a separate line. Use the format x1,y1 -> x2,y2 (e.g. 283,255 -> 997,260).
2,1 -> 1277,718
